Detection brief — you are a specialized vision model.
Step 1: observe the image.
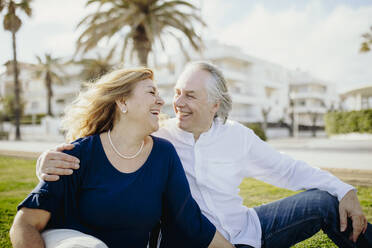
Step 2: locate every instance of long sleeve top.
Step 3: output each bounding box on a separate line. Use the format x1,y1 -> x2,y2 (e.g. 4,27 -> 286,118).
18,134 -> 215,248
154,118 -> 355,248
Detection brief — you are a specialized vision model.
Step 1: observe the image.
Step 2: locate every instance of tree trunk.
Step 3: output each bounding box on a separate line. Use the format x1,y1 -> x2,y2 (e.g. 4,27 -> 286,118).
12,30 -> 21,140
133,26 -> 151,66
289,112 -> 294,137
261,107 -> 271,133
311,113 -> 317,137
46,72 -> 53,116
134,42 -> 150,66
287,93 -> 294,137
262,114 -> 268,133
135,43 -> 150,66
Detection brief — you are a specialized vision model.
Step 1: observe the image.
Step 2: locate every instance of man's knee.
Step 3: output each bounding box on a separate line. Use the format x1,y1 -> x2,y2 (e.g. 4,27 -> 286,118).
306,189 -> 339,218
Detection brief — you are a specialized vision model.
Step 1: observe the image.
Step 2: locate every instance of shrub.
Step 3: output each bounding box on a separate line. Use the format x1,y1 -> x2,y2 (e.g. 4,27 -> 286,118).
20,114 -> 47,125
324,109 -> 372,135
245,123 -> 267,141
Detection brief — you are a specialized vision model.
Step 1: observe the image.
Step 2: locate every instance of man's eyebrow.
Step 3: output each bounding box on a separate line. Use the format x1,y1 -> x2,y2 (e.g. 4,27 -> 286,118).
178,90 -> 196,94
147,86 -> 156,91
174,88 -> 196,94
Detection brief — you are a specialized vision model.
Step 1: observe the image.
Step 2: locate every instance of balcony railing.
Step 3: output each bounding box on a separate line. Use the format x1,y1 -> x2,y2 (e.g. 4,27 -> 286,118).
291,106 -> 327,114
231,93 -> 261,104
290,91 -> 326,99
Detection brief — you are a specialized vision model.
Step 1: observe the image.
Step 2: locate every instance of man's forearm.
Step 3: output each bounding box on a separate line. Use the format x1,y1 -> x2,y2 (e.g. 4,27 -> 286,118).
10,223 -> 45,248
208,230 -> 234,248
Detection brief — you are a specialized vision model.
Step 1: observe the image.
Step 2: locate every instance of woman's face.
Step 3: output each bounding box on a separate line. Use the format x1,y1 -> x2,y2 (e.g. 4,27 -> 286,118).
123,78 -> 164,133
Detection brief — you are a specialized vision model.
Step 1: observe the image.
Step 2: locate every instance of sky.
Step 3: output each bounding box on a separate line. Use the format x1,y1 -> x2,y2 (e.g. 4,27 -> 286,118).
1,0 -> 372,92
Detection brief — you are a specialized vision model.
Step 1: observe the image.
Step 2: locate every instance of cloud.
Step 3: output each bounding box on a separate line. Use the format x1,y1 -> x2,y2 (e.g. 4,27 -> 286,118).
204,1 -> 372,89
30,0 -> 89,25
0,0 -> 90,65
42,32 -> 77,57
1,0 -> 371,91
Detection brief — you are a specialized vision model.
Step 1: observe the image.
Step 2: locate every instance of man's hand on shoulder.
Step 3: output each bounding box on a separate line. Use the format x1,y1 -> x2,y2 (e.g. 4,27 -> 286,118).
36,143 -> 80,182
339,189 -> 368,243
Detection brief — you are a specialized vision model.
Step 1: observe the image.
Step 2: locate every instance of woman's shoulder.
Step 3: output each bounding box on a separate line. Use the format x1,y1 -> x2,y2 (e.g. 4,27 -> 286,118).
151,135 -> 176,153
151,136 -> 181,171
64,134 -> 100,158
71,134 -> 98,145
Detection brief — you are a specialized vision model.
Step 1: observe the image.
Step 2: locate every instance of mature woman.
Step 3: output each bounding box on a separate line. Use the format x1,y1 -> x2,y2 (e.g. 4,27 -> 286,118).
10,68 -> 233,248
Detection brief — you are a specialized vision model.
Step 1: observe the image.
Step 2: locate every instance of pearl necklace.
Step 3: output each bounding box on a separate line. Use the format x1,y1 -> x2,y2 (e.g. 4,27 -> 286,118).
108,129 -> 144,159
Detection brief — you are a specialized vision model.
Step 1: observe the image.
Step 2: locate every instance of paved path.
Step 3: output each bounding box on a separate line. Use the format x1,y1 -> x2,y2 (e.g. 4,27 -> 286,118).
0,137 -> 371,185
0,140 -> 60,158
268,138 -> 372,171
267,137 -> 372,186
1,137 -> 371,169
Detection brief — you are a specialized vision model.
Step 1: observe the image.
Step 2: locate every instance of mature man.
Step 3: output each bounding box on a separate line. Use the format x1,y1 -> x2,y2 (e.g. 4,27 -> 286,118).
37,61 -> 371,247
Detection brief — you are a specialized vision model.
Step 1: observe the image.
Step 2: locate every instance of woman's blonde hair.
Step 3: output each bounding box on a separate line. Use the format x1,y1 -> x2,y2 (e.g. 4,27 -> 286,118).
61,67 -> 154,142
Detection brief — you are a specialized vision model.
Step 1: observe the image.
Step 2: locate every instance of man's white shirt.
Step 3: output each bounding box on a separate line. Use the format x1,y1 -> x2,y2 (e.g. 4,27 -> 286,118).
154,118 -> 354,248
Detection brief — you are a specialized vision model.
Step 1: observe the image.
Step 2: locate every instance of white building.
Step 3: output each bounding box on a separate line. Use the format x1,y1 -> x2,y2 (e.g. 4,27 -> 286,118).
289,70 -> 338,127
156,40 -> 337,129
0,41 -> 339,140
156,41 -> 291,125
340,84 -> 372,111
0,61 -> 81,117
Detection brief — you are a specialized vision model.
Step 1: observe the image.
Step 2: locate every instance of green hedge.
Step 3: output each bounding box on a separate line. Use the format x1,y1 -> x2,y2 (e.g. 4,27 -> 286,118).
3,114 -> 47,125
245,123 -> 267,141
20,114 -> 47,125
324,109 -> 372,135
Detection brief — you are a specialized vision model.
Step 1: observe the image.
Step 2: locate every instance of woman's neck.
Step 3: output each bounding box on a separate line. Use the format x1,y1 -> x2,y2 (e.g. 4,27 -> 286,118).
109,122 -> 148,150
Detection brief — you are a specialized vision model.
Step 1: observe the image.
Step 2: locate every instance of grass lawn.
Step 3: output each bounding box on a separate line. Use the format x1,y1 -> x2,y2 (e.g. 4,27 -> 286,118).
0,156 -> 371,247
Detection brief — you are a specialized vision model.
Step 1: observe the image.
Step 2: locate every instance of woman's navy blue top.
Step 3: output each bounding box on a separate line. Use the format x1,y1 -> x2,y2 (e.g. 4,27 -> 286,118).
18,135 -> 215,248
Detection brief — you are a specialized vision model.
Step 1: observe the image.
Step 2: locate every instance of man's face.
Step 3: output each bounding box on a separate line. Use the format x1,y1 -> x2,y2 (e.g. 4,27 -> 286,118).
173,68 -> 219,138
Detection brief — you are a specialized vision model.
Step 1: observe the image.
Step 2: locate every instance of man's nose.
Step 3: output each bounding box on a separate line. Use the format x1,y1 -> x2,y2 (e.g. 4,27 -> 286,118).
174,95 -> 185,107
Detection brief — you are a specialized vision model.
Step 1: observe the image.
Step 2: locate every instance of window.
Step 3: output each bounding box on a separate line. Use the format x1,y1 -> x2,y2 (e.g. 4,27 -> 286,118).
31,101 -> 39,110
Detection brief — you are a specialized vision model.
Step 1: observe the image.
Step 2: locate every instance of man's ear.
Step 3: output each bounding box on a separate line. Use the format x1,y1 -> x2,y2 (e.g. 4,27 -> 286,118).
211,101 -> 220,114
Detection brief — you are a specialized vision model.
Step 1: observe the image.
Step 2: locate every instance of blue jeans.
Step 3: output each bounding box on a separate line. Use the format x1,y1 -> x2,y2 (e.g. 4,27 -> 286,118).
251,189 -> 372,248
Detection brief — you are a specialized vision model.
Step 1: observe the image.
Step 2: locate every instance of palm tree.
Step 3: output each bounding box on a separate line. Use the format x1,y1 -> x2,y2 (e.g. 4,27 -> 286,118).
33,54 -> 65,117
71,47 -> 115,81
76,0 -> 205,66
0,0 -> 32,140
360,26 -> 372,53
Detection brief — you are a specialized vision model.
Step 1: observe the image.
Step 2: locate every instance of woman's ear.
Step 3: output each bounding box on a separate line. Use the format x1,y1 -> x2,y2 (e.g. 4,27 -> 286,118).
115,99 -> 128,114
115,99 -> 122,108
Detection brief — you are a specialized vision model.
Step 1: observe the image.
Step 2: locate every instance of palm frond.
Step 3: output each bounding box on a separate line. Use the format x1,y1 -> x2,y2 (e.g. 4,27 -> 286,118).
106,45 -> 117,62
76,0 -> 204,64
166,30 -> 191,61
16,0 -> 32,16
160,15 -> 202,50
360,26 -> 372,53
151,1 -> 197,12
360,42 -> 370,53
120,34 -> 131,62
35,55 -> 42,64
76,6 -> 139,55
0,0 -> 5,12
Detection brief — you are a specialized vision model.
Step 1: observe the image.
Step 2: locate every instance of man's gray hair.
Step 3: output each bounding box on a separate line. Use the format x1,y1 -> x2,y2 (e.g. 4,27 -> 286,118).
184,61 -> 232,123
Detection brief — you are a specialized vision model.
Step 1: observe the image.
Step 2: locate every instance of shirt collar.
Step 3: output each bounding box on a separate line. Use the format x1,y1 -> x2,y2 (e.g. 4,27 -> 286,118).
168,118 -> 221,146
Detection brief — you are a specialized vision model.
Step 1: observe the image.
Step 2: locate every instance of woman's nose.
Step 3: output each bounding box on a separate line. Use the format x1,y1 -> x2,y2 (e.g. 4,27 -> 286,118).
157,95 -> 164,106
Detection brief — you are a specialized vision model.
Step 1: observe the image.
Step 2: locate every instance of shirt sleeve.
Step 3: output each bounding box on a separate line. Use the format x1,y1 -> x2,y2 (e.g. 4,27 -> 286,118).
161,143 -> 216,248
17,139 -> 87,228
243,129 -> 355,201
